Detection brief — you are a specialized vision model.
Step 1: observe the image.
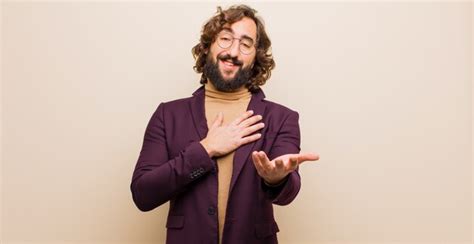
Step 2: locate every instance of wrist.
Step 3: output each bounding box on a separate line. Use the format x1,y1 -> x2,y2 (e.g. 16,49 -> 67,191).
263,176 -> 287,187
200,140 -> 216,157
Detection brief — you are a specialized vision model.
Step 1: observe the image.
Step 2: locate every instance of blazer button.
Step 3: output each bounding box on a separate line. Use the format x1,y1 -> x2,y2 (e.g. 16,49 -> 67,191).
207,206 -> 216,215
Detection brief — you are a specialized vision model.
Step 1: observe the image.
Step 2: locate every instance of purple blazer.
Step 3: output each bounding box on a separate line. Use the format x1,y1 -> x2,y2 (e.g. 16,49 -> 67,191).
131,85 -> 302,244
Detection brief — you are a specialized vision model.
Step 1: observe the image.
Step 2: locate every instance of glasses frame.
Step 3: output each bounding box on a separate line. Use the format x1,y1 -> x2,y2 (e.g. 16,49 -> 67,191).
215,32 -> 256,55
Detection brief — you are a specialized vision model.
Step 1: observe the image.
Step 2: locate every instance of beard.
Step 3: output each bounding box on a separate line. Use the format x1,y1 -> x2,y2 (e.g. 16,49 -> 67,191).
203,53 -> 252,92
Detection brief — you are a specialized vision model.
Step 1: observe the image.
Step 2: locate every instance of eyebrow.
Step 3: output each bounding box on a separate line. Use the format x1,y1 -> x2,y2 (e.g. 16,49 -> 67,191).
221,27 -> 255,43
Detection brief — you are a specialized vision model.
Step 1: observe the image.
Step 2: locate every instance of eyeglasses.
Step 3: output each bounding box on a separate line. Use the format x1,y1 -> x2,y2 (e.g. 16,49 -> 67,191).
216,32 -> 256,55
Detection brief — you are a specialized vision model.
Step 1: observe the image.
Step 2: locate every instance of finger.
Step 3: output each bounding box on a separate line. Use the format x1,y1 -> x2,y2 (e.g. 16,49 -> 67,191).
258,151 -> 273,172
252,151 -> 265,174
239,133 -> 261,146
240,122 -> 265,137
238,114 -> 262,128
217,112 -> 224,126
258,151 -> 271,162
286,157 -> 299,171
211,112 -> 224,128
297,153 -> 320,164
230,110 -> 254,126
275,159 -> 285,171
210,113 -> 220,129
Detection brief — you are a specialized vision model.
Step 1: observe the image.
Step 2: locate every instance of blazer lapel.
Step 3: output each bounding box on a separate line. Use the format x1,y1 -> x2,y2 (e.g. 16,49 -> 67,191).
230,88 -> 267,194
189,85 -> 208,140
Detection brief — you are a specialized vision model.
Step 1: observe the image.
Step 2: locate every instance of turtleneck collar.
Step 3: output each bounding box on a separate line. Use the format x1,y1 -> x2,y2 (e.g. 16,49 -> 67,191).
204,81 -> 251,101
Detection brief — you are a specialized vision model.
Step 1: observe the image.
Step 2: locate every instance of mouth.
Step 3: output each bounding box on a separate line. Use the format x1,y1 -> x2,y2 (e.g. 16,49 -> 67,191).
220,59 -> 239,70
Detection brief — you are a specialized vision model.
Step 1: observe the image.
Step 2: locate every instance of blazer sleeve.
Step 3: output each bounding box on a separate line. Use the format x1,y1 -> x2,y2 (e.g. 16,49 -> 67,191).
130,103 -> 214,212
262,110 -> 302,205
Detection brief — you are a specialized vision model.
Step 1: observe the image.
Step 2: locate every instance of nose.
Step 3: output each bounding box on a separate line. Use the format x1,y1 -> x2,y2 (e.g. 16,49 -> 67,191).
228,39 -> 240,58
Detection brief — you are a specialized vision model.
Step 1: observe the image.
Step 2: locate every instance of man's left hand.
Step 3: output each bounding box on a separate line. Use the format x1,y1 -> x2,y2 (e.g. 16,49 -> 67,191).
251,151 -> 320,185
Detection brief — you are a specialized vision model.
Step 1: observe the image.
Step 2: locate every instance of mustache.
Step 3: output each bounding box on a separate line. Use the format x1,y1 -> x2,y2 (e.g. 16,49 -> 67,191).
217,54 -> 243,66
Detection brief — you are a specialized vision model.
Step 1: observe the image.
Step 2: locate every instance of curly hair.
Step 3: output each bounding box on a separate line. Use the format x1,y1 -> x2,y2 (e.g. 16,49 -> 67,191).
191,5 -> 275,92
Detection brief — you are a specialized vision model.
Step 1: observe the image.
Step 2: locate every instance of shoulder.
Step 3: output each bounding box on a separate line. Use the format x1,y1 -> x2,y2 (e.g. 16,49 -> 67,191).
146,96 -> 194,123
157,86 -> 203,111
260,98 -> 300,134
262,98 -> 299,121
255,87 -> 298,116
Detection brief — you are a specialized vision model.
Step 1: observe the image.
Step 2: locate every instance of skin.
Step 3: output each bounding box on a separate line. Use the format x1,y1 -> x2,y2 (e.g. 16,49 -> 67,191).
200,17 -> 319,185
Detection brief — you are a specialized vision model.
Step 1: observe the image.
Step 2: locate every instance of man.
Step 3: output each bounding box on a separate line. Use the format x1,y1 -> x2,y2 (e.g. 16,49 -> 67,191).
131,5 -> 319,244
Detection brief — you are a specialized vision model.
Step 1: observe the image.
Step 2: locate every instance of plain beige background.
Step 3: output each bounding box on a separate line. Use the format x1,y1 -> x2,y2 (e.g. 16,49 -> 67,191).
1,1 -> 472,244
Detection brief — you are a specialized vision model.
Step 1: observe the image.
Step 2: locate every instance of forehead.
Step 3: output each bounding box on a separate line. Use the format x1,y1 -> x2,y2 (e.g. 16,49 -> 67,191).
220,16 -> 257,41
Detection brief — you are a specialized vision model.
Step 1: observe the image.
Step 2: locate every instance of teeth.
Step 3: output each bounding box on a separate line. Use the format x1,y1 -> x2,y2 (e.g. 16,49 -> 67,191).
223,60 -> 234,66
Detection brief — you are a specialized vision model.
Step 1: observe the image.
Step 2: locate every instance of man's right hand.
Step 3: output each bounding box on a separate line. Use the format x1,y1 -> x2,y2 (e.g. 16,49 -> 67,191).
200,110 -> 264,158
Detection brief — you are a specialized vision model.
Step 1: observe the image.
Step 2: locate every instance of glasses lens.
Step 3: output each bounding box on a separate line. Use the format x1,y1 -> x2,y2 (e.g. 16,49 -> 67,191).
217,33 -> 233,49
240,40 -> 254,54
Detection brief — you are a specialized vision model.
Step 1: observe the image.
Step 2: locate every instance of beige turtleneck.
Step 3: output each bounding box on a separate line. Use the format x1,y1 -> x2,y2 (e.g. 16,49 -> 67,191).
204,82 -> 251,244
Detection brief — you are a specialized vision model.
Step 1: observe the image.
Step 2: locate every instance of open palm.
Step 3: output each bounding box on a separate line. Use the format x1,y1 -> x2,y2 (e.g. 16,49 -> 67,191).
251,151 -> 320,185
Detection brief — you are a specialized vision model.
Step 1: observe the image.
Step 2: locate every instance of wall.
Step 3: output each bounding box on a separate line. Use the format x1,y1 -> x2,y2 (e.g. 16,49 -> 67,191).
1,2 -> 472,243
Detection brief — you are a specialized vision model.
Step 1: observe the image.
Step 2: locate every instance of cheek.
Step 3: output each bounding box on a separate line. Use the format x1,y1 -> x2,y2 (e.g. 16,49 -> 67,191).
244,56 -> 256,68
209,44 -> 220,60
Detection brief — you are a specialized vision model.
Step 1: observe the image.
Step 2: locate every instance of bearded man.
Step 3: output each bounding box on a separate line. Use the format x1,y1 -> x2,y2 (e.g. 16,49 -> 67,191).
131,5 -> 319,244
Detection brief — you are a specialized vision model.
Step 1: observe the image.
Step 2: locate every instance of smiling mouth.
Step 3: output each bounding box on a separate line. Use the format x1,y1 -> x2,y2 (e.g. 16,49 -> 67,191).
223,60 -> 236,66
220,59 -> 240,70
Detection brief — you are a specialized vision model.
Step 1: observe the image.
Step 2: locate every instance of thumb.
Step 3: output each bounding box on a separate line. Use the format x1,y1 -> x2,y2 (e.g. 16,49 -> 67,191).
297,153 -> 320,163
211,112 -> 224,128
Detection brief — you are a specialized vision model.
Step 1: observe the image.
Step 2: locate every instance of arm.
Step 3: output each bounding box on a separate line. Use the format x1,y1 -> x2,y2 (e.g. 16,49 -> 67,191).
255,110 -> 319,205
261,111 -> 302,205
130,103 -> 214,212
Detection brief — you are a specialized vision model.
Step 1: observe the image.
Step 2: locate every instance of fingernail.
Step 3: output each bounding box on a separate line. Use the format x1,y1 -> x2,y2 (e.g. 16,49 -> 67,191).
248,110 -> 254,114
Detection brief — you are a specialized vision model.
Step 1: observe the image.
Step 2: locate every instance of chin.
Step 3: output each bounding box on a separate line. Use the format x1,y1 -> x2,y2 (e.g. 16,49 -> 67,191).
220,72 -> 236,80
224,75 -> 236,80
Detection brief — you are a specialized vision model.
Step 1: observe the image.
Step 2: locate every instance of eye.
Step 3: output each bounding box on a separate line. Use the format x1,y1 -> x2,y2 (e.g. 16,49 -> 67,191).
241,40 -> 253,48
